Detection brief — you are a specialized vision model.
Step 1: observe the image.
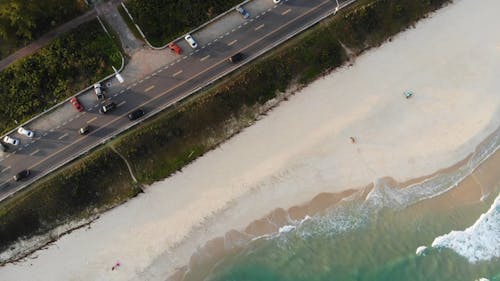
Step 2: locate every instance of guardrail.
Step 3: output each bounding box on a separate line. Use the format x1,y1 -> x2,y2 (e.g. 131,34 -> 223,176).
120,0 -> 253,50
1,0 -> 357,201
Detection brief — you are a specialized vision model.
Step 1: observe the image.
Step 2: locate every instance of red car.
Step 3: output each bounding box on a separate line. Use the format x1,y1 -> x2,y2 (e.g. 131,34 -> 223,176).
168,42 -> 182,55
70,97 -> 84,112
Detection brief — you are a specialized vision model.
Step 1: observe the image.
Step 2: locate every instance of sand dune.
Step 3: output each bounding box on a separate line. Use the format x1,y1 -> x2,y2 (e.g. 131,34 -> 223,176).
1,0 -> 499,280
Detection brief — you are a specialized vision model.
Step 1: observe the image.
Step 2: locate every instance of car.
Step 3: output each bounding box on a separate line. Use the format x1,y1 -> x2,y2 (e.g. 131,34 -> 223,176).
168,43 -> 182,55
128,108 -> 145,121
79,126 -> 90,135
3,136 -> 19,146
99,102 -> 116,114
13,169 -> 30,181
184,34 -> 198,49
17,127 -> 34,138
0,142 -> 6,152
273,0 -> 281,3
228,52 -> 244,63
70,97 -> 84,112
94,83 -> 105,100
236,6 -> 250,19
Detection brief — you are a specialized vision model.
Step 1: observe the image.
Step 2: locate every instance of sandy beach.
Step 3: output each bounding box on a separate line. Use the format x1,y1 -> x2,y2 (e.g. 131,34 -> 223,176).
1,0 -> 499,280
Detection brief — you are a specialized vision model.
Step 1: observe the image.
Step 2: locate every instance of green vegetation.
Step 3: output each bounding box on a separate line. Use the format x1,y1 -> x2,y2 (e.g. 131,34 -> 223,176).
0,19 -> 122,134
0,0 -> 86,59
117,4 -> 144,43
0,147 -> 141,254
123,0 -> 242,46
0,0 -> 450,257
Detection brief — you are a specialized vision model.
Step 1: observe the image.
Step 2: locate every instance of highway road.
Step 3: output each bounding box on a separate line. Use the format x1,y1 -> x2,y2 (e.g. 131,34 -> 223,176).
0,0 -> 353,201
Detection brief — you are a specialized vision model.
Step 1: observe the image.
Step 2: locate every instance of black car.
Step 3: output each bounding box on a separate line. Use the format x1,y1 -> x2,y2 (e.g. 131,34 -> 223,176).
99,102 -> 116,114
13,169 -> 30,181
128,108 -> 145,121
228,52 -> 244,63
79,126 -> 90,135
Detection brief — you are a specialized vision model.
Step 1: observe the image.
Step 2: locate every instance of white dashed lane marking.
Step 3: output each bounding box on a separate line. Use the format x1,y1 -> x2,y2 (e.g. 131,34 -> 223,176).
58,133 -> 68,140
282,8 -> 292,15
255,24 -> 265,31
30,149 -> 40,156
1,166 -> 10,173
87,117 -> 97,124
200,55 -> 210,62
172,70 -> 183,77
144,85 -> 155,92
117,101 -> 126,107
228,39 -> 238,46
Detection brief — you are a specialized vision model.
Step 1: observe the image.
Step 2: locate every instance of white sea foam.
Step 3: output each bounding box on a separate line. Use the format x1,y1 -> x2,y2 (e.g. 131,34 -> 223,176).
278,225 -> 296,234
416,246 -> 427,256
431,194 -> 500,263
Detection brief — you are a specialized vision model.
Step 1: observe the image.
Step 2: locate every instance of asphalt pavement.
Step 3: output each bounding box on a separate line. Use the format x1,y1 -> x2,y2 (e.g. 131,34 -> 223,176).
0,0 -> 353,201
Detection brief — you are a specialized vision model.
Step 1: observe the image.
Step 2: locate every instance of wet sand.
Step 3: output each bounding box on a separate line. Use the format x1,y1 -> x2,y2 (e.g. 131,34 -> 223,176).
0,0 -> 499,280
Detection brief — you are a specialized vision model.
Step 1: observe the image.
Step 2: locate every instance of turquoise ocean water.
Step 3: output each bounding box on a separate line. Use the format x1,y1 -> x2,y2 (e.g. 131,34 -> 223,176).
185,188 -> 499,281
180,131 -> 500,281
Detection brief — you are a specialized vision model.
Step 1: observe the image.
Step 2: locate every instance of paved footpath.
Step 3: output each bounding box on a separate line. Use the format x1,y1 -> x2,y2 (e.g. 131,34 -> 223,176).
0,10 -> 96,71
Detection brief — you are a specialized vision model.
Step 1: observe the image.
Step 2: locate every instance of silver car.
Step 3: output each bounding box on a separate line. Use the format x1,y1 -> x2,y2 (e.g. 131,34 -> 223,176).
3,136 -> 19,146
18,127 -> 34,138
184,34 -> 198,49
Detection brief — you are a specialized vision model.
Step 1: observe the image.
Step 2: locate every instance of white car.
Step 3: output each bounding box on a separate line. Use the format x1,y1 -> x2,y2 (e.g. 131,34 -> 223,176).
273,0 -> 281,4
18,127 -> 34,138
3,136 -> 19,146
184,34 -> 198,49
94,83 -> 105,100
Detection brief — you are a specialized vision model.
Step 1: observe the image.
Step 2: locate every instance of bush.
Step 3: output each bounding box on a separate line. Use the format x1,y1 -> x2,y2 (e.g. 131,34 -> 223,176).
0,0 -> 87,58
124,0 -> 242,46
0,19 -> 122,134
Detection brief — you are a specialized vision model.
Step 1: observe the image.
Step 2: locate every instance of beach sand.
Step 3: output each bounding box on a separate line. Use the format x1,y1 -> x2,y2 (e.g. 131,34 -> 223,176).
0,0 -> 499,280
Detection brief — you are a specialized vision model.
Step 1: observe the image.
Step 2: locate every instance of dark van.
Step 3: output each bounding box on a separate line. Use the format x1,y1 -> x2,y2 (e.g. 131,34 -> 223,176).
228,53 -> 244,63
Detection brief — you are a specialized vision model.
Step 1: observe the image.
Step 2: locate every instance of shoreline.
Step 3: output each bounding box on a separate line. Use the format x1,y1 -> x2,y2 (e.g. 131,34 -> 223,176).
0,0 -> 499,280
165,126 -> 500,281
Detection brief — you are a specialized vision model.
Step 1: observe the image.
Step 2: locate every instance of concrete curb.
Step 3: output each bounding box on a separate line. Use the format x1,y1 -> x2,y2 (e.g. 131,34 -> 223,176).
121,0 -> 253,50
1,0 -> 356,201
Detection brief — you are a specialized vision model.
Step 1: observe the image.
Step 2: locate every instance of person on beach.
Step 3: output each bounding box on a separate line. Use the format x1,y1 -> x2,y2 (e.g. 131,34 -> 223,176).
350,137 -> 356,143
112,261 -> 121,271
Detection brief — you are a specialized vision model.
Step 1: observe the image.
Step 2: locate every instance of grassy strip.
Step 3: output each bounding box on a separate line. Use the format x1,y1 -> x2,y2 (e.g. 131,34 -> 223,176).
0,146 -> 141,253
0,0 -> 87,59
0,19 -> 122,135
117,4 -> 145,43
123,0 -> 242,46
0,0 -> 451,255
